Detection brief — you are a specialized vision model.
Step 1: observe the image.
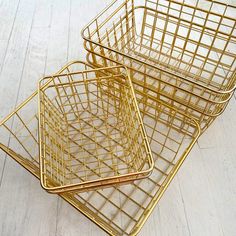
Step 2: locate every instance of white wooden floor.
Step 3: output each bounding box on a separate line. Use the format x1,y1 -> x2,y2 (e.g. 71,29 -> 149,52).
0,0 -> 235,235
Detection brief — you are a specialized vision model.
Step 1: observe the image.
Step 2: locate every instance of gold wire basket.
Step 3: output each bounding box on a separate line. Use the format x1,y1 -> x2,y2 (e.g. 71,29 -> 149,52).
38,66 -> 153,193
0,61 -> 200,235
85,49 -> 231,130
82,0 -> 236,131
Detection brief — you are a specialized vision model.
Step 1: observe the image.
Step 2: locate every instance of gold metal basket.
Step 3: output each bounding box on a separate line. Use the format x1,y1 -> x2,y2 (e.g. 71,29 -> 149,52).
38,66 -> 153,193
82,0 -> 236,131
0,61 -> 200,235
85,48 -> 231,130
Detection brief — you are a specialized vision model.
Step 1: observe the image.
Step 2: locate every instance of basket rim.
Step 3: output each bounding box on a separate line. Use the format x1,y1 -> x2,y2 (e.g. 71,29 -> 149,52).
83,42 -> 234,109
81,0 -> 236,95
0,60 -> 201,236
37,63 -> 155,194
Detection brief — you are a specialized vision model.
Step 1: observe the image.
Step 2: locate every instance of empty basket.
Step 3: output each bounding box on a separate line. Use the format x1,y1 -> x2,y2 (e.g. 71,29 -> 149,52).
38,65 -> 153,193
0,61 -> 200,236
82,0 -> 236,131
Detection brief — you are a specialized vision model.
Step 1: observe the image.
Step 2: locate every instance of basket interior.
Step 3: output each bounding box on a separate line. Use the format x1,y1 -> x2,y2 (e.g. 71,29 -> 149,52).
0,89 -> 200,235
38,68 -> 151,189
85,0 -> 236,91
0,62 -> 200,236
87,51 -> 231,133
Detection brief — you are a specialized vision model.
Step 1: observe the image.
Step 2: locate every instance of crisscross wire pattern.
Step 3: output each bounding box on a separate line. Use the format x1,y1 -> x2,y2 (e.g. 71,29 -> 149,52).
0,61 -> 200,235
38,65 -> 153,193
82,0 -> 236,131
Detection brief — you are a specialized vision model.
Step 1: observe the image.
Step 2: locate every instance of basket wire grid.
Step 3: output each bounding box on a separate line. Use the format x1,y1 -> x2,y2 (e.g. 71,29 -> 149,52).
85,47 -> 232,130
0,61 -> 200,235
82,0 -> 236,130
38,66 -> 153,193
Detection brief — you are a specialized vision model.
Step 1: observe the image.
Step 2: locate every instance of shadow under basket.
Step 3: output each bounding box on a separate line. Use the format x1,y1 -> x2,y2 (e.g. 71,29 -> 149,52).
0,61 -> 200,235
38,65 -> 153,193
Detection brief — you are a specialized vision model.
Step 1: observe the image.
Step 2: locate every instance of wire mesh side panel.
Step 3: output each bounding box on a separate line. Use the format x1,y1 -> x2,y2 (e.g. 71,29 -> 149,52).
82,0 -> 236,129
0,61 -> 200,235
83,0 -> 236,91
38,66 -> 153,193
0,90 -> 200,236
136,0 -> 236,89
0,93 -> 40,175
74,94 -> 200,236
85,50 -> 233,131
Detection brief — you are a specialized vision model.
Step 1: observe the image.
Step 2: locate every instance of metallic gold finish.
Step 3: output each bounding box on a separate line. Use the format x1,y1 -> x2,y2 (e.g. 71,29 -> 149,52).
1,0 -> 236,234
38,65 -> 154,193
85,50 -> 229,131
0,61 -> 200,235
82,0 -> 236,131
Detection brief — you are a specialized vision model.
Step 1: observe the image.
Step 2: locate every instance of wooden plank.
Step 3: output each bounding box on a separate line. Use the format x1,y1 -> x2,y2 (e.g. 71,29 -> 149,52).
200,147 -> 236,236
0,0 -> 20,69
198,97 -> 236,149
45,0 -> 71,75
68,0 -> 111,61
0,0 -> 21,176
177,146 -> 225,236
15,6 -> 53,101
56,198 -> 104,236
141,177 -> 191,236
0,0 -> 20,40
0,156 -> 58,236
0,0 -> 36,119
0,0 -> 37,188
0,1 -> 58,236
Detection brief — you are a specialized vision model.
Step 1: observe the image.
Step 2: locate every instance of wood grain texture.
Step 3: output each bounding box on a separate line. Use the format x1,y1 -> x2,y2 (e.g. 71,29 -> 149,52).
0,1 -> 57,236
0,0 -> 37,199
0,1 -> 235,236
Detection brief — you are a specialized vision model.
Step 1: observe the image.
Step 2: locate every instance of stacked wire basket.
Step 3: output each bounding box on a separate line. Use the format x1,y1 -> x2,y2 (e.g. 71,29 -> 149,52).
0,0 -> 235,235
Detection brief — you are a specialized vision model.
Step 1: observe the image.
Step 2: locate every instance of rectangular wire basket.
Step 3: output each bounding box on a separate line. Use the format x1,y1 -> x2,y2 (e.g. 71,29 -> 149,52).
82,0 -> 236,130
38,66 -> 153,193
85,49 -> 231,130
0,61 -> 200,235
